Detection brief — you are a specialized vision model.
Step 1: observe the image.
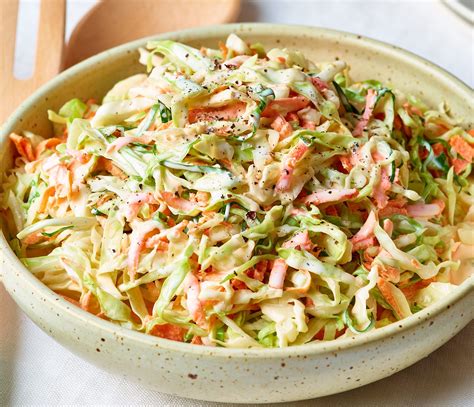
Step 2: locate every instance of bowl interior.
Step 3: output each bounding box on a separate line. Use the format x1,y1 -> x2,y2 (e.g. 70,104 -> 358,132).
0,24 -> 473,355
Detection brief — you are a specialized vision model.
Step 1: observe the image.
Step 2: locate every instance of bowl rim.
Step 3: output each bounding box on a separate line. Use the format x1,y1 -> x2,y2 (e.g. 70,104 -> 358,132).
1,23 -> 473,358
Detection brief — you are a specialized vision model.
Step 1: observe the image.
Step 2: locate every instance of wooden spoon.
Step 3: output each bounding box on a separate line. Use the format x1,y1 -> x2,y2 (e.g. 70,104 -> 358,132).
63,0 -> 241,68
0,0 -> 65,122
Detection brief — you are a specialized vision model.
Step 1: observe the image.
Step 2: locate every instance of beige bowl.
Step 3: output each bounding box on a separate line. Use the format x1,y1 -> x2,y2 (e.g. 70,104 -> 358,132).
0,24 -> 473,404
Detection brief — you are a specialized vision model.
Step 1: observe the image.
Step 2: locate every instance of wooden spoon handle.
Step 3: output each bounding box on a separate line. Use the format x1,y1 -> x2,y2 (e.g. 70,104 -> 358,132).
0,0 -> 20,122
0,0 -> 19,78
0,0 -> 65,123
35,0 -> 66,85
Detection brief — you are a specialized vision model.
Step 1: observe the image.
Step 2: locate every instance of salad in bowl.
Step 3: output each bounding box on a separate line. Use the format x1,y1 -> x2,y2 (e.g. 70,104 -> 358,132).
1,34 -> 473,348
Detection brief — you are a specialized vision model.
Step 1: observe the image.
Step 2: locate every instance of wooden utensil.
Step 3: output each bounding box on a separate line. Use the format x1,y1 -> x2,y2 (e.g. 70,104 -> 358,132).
0,0 -> 66,123
63,0 -> 241,69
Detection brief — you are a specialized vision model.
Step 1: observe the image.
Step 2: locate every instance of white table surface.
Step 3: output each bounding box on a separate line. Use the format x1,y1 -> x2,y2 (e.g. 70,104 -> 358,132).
1,0 -> 473,405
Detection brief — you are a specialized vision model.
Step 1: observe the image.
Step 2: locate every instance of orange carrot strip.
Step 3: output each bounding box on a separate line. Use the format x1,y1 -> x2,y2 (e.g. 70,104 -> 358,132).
188,102 -> 246,124
35,137 -> 62,158
9,133 -> 36,161
38,186 -> 56,213
450,134 -> 474,162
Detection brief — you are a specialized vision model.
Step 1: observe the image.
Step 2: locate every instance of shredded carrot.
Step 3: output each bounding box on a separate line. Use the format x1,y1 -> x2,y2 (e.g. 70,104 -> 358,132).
432,143 -> 444,156
450,134 -> 474,162
310,77 -> 329,92
400,278 -> 434,300
149,323 -> 187,341
35,137 -> 62,158
353,89 -> 377,136
268,258 -> 288,289
377,278 -> 404,319
61,295 -> 81,307
161,191 -> 196,212
403,102 -> 423,117
271,115 -> 293,139
325,205 -> 339,216
452,158 -> 470,174
97,157 -> 127,179
188,102 -> 246,123
81,291 -> 101,315
218,41 -> 228,60
9,133 -> 35,161
262,96 -> 310,119
394,115 -> 403,130
38,186 -> 56,213
379,265 -> 400,283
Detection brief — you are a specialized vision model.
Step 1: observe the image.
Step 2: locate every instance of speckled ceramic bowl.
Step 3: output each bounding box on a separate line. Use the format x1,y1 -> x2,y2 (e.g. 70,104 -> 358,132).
0,24 -> 473,404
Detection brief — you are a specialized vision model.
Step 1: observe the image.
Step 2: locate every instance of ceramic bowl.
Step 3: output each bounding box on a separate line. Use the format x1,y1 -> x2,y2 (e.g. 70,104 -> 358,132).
0,24 -> 473,404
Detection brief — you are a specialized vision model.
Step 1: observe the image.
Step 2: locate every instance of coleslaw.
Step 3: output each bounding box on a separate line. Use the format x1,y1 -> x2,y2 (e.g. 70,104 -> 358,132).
1,34 -> 473,347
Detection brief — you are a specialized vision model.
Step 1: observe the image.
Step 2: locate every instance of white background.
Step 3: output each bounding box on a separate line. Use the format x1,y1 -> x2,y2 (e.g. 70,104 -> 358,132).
1,0 -> 473,406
